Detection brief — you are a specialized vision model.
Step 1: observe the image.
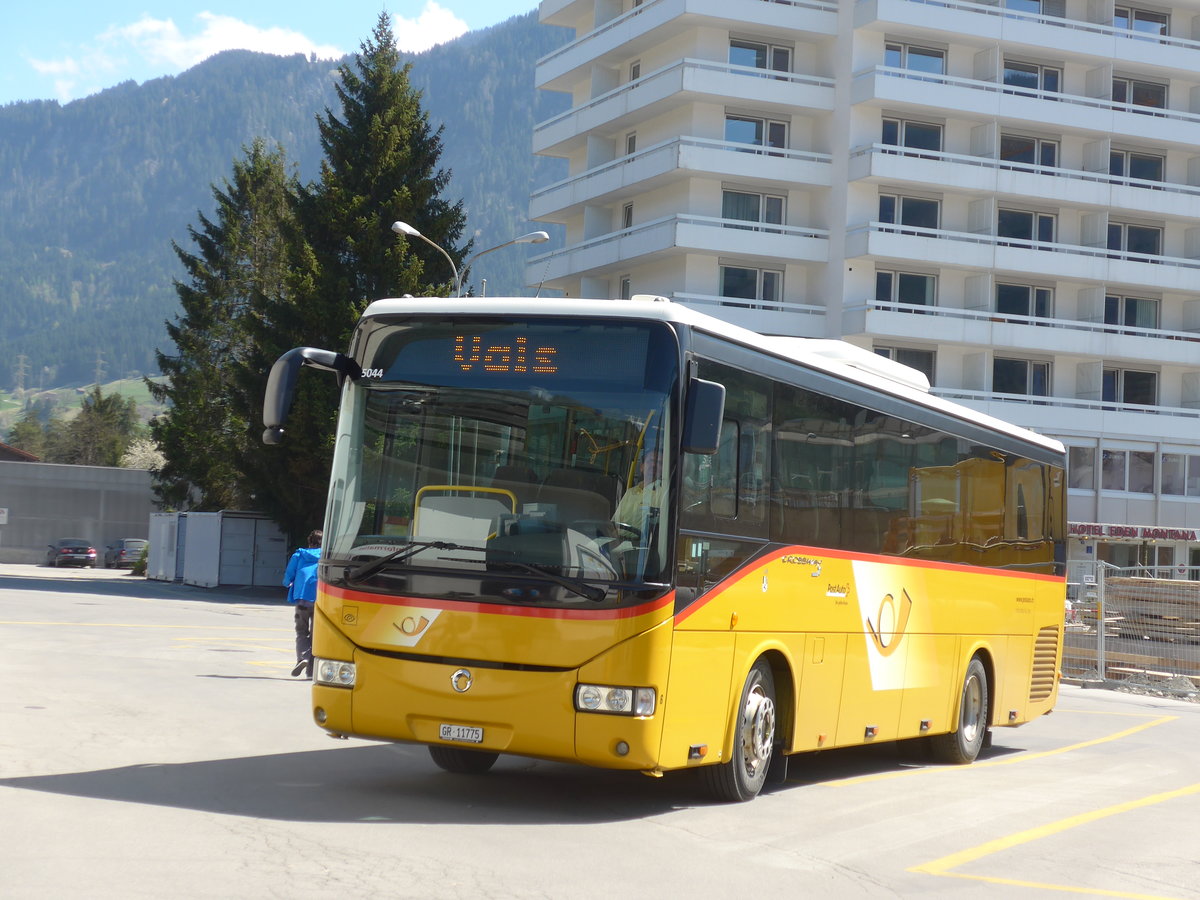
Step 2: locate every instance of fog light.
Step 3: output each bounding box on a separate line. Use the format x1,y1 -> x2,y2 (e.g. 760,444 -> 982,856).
315,658 -> 356,688
615,741 -> 629,757
314,707 -> 327,725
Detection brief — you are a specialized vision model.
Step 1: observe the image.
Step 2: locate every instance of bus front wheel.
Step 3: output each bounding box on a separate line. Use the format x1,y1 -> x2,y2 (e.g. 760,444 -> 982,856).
428,744 -> 499,775
930,656 -> 989,764
703,658 -> 776,802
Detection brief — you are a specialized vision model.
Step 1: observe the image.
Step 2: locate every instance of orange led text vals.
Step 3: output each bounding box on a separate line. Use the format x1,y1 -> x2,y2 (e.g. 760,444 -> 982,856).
454,335 -> 559,374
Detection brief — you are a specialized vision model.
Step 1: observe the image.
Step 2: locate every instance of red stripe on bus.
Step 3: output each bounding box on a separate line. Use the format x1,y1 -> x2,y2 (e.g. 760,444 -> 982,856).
673,544 -> 1064,625
322,582 -> 674,621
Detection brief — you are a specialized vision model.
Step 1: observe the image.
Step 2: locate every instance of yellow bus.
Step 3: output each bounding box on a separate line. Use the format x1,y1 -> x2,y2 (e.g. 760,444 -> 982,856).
263,296 -> 1065,801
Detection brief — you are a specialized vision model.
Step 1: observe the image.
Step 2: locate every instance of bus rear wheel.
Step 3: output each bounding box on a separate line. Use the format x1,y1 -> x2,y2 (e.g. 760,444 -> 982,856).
703,658 -> 776,802
930,656 -> 988,764
428,744 -> 499,774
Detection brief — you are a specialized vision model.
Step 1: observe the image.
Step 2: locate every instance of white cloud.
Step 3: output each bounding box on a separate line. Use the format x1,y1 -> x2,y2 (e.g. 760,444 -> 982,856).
103,13 -> 345,69
27,13 -> 345,103
390,1 -> 469,53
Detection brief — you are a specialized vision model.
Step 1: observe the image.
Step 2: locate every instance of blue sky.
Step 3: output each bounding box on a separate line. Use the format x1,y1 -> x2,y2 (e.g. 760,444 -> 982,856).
1,1 -> 540,107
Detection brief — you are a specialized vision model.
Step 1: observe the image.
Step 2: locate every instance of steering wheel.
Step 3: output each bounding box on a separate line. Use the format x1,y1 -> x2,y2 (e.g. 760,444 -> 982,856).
613,521 -> 642,542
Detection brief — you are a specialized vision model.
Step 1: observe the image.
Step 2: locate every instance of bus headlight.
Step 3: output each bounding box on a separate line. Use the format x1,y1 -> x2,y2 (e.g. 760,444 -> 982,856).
574,683 -> 656,716
315,658 -> 356,687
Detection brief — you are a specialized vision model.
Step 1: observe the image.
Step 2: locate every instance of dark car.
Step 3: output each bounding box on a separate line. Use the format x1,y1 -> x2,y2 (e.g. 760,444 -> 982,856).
45,538 -> 98,568
104,538 -> 148,569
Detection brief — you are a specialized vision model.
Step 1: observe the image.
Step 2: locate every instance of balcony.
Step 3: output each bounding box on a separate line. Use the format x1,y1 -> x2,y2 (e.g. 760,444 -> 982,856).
531,137 -> 832,221
535,58 -> 835,156
934,388 -> 1200,445
842,299 -> 1200,368
538,0 -> 837,90
847,223 -> 1200,293
853,67 -> 1200,151
850,145 -> 1200,222
673,292 -> 826,336
526,213 -> 829,281
855,0 -> 1200,78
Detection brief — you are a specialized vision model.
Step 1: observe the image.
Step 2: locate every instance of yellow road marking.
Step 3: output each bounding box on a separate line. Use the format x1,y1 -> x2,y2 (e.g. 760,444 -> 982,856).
911,781 -> 1200,898
974,715 -> 1177,768
0,620 -> 288,631
830,710 -> 1177,786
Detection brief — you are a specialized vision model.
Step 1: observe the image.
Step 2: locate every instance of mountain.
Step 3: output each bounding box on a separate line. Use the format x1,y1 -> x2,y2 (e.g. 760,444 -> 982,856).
0,12 -> 569,392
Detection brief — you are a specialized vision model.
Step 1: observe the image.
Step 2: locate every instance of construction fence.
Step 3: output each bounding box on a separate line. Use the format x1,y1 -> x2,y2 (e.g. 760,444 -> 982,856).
1063,563 -> 1200,700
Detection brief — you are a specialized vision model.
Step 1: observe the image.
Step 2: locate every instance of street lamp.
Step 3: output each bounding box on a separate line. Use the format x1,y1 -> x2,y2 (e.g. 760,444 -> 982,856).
464,231 -> 549,298
391,220 -> 460,296
391,221 -> 549,297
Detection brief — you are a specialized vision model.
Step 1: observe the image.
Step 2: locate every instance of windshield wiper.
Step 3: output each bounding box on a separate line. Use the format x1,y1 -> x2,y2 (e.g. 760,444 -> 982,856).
486,560 -> 607,603
344,540 -> 475,584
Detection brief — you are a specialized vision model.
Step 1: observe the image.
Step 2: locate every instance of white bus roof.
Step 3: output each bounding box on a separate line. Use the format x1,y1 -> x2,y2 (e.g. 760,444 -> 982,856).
360,295 -> 1065,458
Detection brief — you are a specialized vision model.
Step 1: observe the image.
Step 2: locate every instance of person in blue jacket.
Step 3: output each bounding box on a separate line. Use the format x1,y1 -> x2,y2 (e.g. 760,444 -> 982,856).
284,529 -> 322,678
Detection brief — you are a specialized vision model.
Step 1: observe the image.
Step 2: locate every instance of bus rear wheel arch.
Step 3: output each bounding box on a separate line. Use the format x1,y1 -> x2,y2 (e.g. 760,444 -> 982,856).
703,657 -> 777,802
929,655 -> 991,764
428,744 -> 500,775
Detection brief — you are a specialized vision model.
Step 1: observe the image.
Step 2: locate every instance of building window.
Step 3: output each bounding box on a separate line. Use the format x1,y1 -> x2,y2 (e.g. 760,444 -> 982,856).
724,114 -> 788,152
1003,60 -> 1061,95
619,275 -> 631,300
1110,149 -> 1164,182
729,39 -> 791,74
1113,77 -> 1166,110
874,346 -> 935,383
1068,446 -> 1095,489
1000,133 -> 1057,168
881,118 -> 942,152
621,203 -> 634,230
993,358 -> 1050,396
625,132 -> 637,155
1103,367 -> 1157,405
884,42 -> 945,74
722,190 -> 784,230
1107,222 -> 1162,257
997,209 -> 1055,245
879,194 -> 939,230
1102,449 -> 1155,493
876,271 -> 935,306
996,283 -> 1052,318
1114,6 -> 1169,36
629,59 -> 641,81
720,265 -> 782,305
1105,294 -> 1159,329
1161,453 -> 1200,496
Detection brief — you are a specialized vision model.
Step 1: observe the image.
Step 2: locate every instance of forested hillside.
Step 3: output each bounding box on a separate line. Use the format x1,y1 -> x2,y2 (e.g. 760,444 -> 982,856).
0,12 -> 568,392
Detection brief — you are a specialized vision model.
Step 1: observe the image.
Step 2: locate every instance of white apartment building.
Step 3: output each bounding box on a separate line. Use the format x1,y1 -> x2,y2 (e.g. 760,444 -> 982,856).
529,0 -> 1200,578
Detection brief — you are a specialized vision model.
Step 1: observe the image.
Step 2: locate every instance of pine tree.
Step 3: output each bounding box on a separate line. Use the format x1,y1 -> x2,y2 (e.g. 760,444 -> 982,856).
151,13 -> 468,537
306,10 -> 468,311
150,139 -> 301,511
61,387 -> 139,466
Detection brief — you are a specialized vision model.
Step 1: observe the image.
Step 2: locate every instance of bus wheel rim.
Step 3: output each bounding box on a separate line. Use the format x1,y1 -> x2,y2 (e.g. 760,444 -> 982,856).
742,685 -> 775,775
962,673 -> 983,743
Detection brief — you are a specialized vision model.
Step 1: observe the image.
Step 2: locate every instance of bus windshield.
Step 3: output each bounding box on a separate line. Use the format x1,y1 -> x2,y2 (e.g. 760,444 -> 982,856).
324,317 -> 680,605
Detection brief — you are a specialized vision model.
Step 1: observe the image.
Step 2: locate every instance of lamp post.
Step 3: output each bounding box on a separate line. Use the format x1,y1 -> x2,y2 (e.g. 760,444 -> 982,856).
391,221 -> 549,297
391,220 -> 460,297
463,231 -> 549,298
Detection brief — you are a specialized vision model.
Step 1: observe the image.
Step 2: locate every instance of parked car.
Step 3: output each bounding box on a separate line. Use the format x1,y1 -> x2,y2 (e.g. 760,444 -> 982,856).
45,539 -> 97,568
104,538 -> 148,569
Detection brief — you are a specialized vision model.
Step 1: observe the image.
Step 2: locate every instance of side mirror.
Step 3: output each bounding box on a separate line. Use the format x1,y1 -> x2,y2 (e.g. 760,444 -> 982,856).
262,347 -> 362,444
681,377 -> 725,455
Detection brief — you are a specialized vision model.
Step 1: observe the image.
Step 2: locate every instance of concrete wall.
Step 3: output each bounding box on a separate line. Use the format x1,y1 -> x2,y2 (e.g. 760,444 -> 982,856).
0,461 -> 155,563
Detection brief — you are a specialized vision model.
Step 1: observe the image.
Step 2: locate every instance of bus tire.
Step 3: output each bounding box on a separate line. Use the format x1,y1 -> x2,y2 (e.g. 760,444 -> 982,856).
930,656 -> 989,764
703,658 -> 776,802
428,744 -> 499,775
